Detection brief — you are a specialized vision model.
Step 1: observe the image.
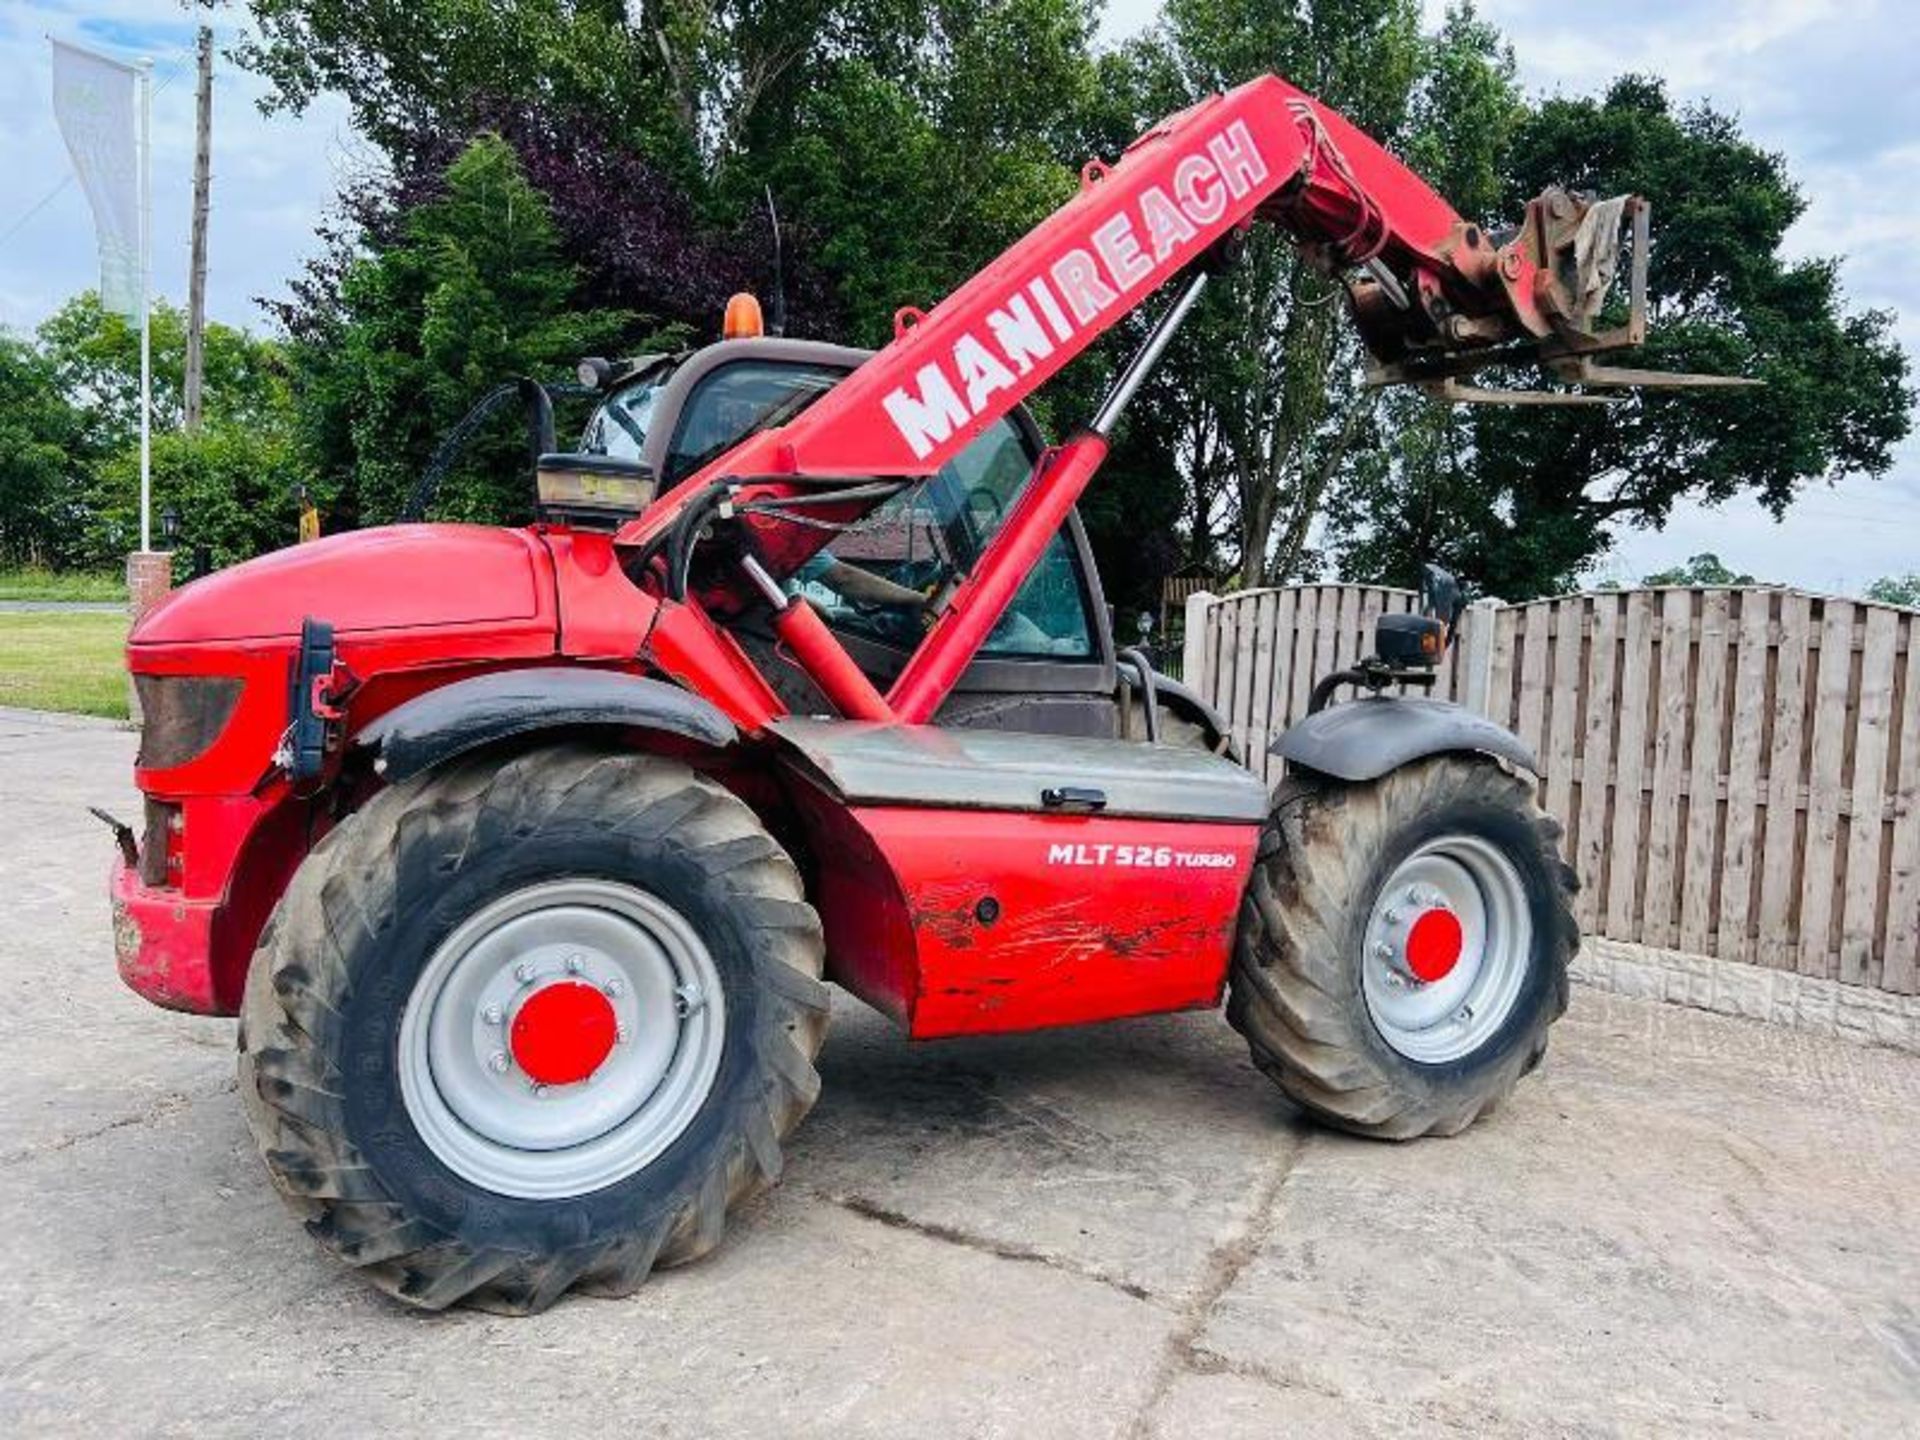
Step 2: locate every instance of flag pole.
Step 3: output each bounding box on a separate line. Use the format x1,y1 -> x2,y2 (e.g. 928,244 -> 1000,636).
137,55 -> 153,553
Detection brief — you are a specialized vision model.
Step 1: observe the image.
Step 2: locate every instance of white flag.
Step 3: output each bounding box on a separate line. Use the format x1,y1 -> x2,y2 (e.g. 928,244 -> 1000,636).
50,39 -> 142,319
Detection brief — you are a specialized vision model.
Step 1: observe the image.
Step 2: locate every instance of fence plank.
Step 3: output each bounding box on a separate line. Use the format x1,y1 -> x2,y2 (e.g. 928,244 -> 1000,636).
1246,592 -> 1278,782
1253,590 -> 1291,782
1515,602 -> 1551,763
1840,606 -> 1898,986
1717,590 -> 1770,965
1287,588 -> 1322,728
1605,592 -> 1656,941
1228,594 -> 1259,761
1884,618 -> 1920,995
1680,590 -> 1731,955
1575,592 -> 1620,932
1799,599 -> 1856,976
1542,597 -> 1583,829
1487,606 -> 1518,729
1759,594 -> 1812,969
1181,591 -> 1215,692
1641,590 -> 1694,947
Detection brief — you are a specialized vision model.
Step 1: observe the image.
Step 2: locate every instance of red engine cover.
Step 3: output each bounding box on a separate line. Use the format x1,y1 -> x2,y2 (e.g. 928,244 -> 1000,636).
133,524 -> 551,644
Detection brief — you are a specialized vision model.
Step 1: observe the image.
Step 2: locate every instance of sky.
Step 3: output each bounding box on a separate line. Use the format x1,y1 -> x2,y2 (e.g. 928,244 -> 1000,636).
3,0 -> 1916,592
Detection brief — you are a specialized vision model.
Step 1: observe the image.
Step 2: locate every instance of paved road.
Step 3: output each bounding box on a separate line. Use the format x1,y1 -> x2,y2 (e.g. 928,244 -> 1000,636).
0,600 -> 123,613
4,706 -> 1918,1437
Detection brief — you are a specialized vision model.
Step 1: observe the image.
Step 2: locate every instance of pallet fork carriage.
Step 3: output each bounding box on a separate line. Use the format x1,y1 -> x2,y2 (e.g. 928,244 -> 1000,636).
109,72 -> 1741,1312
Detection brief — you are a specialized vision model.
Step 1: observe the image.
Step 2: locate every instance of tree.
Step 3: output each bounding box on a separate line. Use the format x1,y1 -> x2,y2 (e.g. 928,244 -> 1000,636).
0,332 -> 93,567
12,295 -> 310,570
86,426 -> 312,568
1866,575 -> 1920,608
36,294 -> 294,456
1328,75 -> 1912,597
1642,553 -> 1758,587
290,134 -> 636,527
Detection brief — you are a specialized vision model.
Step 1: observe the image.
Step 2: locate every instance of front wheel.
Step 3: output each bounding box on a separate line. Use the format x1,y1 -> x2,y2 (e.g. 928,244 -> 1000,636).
1227,755 -> 1577,1139
237,744 -> 828,1312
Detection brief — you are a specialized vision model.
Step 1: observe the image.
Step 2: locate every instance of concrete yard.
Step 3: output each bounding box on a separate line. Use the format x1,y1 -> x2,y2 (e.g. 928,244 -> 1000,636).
3,706 -> 1918,1437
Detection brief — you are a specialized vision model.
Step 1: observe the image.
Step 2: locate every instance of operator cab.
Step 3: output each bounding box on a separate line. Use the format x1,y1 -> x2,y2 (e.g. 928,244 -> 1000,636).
572,335 -> 1185,742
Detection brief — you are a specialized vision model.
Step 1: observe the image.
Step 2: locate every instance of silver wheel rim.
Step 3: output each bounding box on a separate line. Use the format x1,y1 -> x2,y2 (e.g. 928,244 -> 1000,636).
397,878 -> 726,1200
1360,834 -> 1533,1064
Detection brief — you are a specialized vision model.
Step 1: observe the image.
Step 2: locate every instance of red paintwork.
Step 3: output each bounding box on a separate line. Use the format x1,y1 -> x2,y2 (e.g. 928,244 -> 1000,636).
510,982 -> 619,1085
1405,909 -> 1463,983
115,70 -> 1544,1036
789,781 -> 1259,1038
137,525 -> 550,643
111,857 -> 220,1012
772,599 -> 894,721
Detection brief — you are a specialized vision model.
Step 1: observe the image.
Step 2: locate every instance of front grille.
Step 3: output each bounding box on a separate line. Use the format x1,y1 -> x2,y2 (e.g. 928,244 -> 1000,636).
134,675 -> 243,769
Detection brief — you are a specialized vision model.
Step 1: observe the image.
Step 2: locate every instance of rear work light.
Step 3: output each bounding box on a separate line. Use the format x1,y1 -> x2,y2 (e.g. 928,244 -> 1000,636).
133,675 -> 243,770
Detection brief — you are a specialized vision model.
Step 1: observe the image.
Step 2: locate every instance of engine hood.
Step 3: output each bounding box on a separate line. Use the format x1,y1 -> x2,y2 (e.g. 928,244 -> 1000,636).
132,524 -> 555,645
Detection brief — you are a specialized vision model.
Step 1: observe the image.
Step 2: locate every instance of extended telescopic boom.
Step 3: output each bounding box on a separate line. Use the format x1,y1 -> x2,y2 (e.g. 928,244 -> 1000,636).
616,72 -> 1746,725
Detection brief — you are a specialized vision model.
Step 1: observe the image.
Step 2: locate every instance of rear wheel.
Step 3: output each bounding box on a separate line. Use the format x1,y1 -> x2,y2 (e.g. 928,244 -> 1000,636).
1227,755 -> 1576,1139
237,744 -> 828,1312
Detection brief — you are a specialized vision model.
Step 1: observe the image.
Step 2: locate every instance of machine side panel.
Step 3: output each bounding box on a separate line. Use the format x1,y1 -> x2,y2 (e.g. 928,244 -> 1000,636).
839,806 -> 1259,1039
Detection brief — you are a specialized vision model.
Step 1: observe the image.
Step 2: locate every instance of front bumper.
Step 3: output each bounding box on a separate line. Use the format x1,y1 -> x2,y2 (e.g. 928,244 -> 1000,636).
111,857 -> 225,1015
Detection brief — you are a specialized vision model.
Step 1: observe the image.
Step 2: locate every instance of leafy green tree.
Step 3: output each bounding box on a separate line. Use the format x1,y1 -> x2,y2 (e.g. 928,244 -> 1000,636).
36,294 -> 293,455
1329,75 -> 1912,597
1866,574 -> 1920,608
292,134 -> 636,526
85,426 -> 313,567
0,332 -> 94,567
12,296 -> 309,569
1642,553 -> 1759,587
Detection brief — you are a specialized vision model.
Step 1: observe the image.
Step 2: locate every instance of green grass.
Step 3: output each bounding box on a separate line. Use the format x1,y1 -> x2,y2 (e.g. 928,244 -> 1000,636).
0,567 -> 126,602
0,612 -> 130,718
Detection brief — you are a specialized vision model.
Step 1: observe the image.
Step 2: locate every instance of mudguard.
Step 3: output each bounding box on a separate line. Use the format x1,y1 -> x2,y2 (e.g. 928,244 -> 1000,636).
1271,695 -> 1538,783
357,668 -> 737,782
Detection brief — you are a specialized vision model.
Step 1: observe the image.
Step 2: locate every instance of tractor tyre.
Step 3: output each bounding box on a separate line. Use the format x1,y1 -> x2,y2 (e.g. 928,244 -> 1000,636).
236,744 -> 829,1313
1227,755 -> 1576,1139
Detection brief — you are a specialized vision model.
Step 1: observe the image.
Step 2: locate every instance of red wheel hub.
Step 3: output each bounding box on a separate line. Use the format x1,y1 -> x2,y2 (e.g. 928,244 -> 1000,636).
1403,908 -> 1464,983
509,980 -> 619,1086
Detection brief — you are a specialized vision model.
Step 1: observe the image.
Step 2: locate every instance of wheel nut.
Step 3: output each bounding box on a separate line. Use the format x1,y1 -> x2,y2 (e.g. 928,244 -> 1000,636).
566,953 -> 585,974
604,978 -> 626,999
514,962 -> 536,984
483,1003 -> 504,1025
615,1022 -> 631,1044
1373,941 -> 1394,961
488,1051 -> 509,1074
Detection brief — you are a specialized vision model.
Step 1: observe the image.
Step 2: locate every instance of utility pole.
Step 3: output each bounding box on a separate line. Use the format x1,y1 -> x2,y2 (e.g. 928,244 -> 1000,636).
183,25 -> 213,433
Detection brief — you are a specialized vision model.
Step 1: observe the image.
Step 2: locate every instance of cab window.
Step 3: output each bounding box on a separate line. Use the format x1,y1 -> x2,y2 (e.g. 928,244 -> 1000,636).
664,362 -> 838,485
792,414 -> 1094,661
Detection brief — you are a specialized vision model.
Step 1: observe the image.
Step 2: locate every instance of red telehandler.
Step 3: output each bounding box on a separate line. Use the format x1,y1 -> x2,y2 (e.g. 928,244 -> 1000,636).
109,74 -> 1746,1312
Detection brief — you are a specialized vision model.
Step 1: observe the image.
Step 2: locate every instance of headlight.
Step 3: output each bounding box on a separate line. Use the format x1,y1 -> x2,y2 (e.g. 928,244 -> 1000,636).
133,675 -> 243,770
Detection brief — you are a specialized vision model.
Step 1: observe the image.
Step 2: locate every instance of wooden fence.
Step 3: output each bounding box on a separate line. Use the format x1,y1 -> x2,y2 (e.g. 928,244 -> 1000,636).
1184,584 -> 1920,997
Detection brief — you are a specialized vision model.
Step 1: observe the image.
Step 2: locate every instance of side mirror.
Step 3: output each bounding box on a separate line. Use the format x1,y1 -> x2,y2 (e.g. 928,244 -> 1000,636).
1420,563 -> 1463,635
